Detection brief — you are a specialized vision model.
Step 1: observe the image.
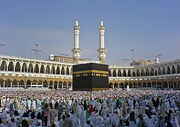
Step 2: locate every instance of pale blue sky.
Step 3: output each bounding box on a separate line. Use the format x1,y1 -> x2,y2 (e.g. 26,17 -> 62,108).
0,0 -> 180,65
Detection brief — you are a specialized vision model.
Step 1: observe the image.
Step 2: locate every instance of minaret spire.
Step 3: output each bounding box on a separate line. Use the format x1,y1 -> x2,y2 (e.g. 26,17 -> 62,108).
72,19 -> 81,63
97,19 -> 106,64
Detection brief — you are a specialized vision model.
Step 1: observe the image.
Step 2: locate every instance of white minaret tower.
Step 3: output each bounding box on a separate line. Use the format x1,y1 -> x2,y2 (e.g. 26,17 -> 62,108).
72,19 -> 81,63
97,19 -> 106,63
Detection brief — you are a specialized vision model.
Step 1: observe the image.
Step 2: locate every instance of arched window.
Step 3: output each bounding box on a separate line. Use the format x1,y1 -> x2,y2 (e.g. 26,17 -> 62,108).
8,61 -> 14,71
133,72 -> 136,77
141,69 -> 145,76
137,70 -> 140,76
150,68 -> 154,76
61,67 -> 65,75
113,70 -> 116,77
15,62 -> 21,72
123,70 -> 126,77
155,70 -> 157,75
167,66 -> 170,74
128,70 -> 131,77
118,70 -> 121,77
158,68 -> 161,75
146,69 -> 149,76
66,67 -> 70,75
28,63 -> 33,73
34,64 -> 39,73
22,63 -> 27,72
172,65 -> 176,74
56,66 -> 60,74
1,61 -> 7,71
177,65 -> 180,73
51,66 -> 55,74
162,67 -> 166,75
46,65 -> 50,73
40,65 -> 45,73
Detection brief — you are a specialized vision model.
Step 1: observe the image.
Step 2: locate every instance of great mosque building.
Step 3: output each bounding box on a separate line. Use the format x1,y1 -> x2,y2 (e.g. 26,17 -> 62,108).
0,20 -> 180,90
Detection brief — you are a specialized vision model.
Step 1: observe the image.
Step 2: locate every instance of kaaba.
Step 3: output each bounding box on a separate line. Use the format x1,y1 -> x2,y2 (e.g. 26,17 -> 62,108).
73,63 -> 109,91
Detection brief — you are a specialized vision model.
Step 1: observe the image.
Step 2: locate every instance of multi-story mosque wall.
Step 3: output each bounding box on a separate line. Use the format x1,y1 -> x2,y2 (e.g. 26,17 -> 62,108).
0,55 -> 179,90
0,20 -> 179,90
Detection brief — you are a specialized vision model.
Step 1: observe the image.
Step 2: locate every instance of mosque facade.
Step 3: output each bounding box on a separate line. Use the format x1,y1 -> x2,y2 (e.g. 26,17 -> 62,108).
0,20 -> 180,90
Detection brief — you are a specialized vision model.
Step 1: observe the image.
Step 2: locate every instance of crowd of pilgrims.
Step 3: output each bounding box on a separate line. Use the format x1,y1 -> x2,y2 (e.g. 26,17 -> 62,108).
0,89 -> 179,127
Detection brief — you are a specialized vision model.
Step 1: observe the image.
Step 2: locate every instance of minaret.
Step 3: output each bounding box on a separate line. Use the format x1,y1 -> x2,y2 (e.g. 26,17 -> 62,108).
97,19 -> 106,63
72,19 -> 81,63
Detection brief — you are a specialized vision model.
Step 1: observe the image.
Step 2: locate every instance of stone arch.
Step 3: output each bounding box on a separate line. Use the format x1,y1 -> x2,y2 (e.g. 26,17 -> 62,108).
28,63 -> 33,73
141,69 -> 145,76
113,70 -> 116,77
137,69 -> 140,76
34,64 -> 39,73
5,79 -> 11,87
132,72 -> 136,77
19,80 -> 24,88
68,82 -> 72,89
66,67 -> 70,75
63,81 -> 67,89
26,80 -> 31,88
54,81 -> 58,89
123,70 -> 126,77
146,69 -> 149,76
56,66 -> 60,74
46,65 -> 50,73
51,66 -> 55,74
49,81 -> 53,89
15,62 -> 21,72
172,65 -> 176,74
43,80 -> 48,88
40,65 -> 45,73
163,82 -> 168,88
150,68 -> 154,76
0,60 -> 7,71
118,70 -> 121,77
158,67 -> 161,75
155,70 -> 157,75
114,83 -> 118,88
128,70 -> 131,77
32,80 -> 37,85
162,66 -> 166,75
61,66 -> 65,75
59,81 -> 63,88
12,79 -> 18,87
167,66 -> 170,74
177,64 -> 180,73
22,63 -> 27,72
8,61 -> 14,71
38,80 -> 43,85
129,83 -> 133,88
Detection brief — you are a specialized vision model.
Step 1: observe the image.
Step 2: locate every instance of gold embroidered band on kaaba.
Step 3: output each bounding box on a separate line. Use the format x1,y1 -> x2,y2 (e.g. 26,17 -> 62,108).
73,70 -> 109,74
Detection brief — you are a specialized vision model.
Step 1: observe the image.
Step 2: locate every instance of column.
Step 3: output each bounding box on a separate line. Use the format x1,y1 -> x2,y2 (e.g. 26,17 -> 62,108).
48,82 -> 50,89
31,82 -> 33,88
52,82 -> 54,89
17,81 -> 19,87
10,81 -> 12,88
24,82 -> 27,89
62,82 -> 63,89
112,83 -> 114,89
57,83 -> 59,89
127,83 -> 130,90
3,81 -> 5,87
